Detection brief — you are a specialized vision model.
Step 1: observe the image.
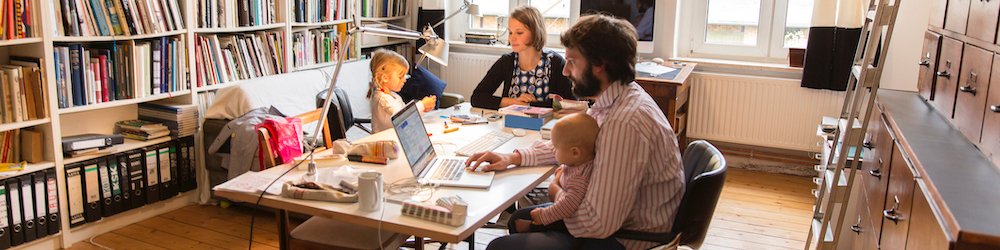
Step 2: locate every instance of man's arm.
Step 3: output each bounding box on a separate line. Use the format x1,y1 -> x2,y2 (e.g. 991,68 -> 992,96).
564,121 -> 650,238
516,140 -> 558,167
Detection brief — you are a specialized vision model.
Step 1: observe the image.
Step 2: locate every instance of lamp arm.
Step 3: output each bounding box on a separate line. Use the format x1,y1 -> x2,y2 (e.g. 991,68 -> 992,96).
431,0 -> 471,29
310,27 -> 357,152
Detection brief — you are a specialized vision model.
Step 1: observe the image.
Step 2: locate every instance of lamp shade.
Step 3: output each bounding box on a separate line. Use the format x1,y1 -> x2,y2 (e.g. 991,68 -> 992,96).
418,39 -> 449,66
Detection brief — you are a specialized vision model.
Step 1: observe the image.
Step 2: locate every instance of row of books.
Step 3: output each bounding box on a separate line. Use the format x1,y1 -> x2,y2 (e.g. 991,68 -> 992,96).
0,57 -> 47,124
361,42 -> 413,62
0,168 -> 61,249
65,137 -> 197,228
196,91 -> 216,121
138,102 -> 198,138
198,0 -> 278,29
291,27 -> 346,68
0,0 -> 34,40
0,129 -> 42,166
293,0 -> 351,23
194,31 -> 286,87
55,0 -> 185,37
54,37 -> 188,108
360,0 -> 408,18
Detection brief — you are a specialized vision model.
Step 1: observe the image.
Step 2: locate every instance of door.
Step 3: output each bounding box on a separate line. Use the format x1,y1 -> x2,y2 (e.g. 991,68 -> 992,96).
933,37 -> 965,118
905,180 -> 952,250
918,32 -> 943,101
953,45 -> 994,144
945,0 -> 972,34
967,0 -> 1000,42
981,53 -> 1000,167
878,144 -> 917,249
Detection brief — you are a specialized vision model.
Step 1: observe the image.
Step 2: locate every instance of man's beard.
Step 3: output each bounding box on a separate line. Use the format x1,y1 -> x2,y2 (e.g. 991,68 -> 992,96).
570,66 -> 602,98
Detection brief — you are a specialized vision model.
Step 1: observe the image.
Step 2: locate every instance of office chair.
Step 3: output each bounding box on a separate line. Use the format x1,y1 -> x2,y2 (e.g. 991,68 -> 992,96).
615,140 -> 727,249
317,88 -> 372,140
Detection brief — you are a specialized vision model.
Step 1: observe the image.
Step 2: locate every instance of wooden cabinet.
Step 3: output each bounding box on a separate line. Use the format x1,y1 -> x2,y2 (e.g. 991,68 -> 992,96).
929,0 -> 947,28
954,45 -> 994,143
919,32 -> 944,101
906,180 -> 952,250
946,0 -> 971,34
967,0 -> 1000,42
982,54 -> 1000,166
878,142 -> 917,249
862,113 -> 893,240
934,37 -> 965,117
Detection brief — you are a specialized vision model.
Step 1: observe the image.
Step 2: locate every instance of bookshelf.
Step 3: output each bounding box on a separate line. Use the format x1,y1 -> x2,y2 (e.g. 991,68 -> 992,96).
0,0 -> 419,248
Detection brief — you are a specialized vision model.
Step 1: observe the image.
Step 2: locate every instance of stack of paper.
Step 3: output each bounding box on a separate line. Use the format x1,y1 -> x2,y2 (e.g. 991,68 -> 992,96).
138,101 -> 199,137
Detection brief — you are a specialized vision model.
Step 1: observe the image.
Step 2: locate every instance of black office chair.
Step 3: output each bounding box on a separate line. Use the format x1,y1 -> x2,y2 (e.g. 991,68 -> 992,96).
616,140 -> 727,249
317,88 -> 372,140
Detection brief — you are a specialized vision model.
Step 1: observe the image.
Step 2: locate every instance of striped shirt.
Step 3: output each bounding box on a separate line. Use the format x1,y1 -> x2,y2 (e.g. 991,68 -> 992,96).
534,161 -> 594,225
517,81 -> 685,250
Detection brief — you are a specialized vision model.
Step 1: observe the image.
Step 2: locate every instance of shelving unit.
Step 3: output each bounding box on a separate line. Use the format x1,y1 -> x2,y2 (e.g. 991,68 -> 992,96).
51,30 -> 190,42
193,23 -> 288,34
57,91 -> 192,115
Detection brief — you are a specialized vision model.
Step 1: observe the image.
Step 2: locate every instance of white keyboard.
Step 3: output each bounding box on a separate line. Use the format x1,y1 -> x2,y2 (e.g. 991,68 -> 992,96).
430,159 -> 465,181
454,131 -> 515,156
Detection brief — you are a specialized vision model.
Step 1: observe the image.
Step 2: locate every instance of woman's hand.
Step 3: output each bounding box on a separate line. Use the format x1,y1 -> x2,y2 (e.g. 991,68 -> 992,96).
465,151 -> 522,172
516,93 -> 537,103
500,98 -> 528,107
420,96 -> 436,112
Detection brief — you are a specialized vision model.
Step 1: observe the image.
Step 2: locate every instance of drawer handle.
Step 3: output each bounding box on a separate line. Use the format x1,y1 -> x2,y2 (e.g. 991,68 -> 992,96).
869,167 -> 882,178
851,217 -> 862,233
863,141 -> 874,149
936,71 -> 951,78
883,196 -> 901,222
918,60 -> 930,66
959,85 -> 977,95
991,105 -> 1000,113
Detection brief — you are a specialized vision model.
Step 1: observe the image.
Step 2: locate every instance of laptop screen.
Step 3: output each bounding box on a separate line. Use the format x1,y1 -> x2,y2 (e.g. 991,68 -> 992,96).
391,101 -> 434,175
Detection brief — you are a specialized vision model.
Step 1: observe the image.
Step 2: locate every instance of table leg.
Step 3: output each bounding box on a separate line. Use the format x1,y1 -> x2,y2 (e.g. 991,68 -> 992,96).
276,209 -> 289,250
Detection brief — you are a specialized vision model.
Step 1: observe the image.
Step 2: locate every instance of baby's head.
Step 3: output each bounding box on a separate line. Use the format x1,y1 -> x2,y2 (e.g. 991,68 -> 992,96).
551,113 -> 599,166
368,49 -> 409,97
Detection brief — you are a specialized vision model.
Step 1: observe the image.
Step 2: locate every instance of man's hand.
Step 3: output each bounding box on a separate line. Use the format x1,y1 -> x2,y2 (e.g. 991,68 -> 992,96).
465,151 -> 522,172
420,96 -> 437,112
514,219 -> 533,233
516,93 -> 537,103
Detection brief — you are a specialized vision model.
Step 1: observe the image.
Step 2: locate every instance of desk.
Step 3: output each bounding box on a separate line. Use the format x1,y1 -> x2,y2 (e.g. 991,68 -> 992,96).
635,62 -> 697,147
213,103 -> 556,249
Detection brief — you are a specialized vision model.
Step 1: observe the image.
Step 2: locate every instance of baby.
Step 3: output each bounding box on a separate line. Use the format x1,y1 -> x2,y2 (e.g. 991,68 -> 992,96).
367,49 -> 436,133
514,113 -> 599,232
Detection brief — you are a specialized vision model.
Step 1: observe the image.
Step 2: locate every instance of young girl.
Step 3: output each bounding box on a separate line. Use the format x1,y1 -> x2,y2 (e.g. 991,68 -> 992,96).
368,49 -> 436,133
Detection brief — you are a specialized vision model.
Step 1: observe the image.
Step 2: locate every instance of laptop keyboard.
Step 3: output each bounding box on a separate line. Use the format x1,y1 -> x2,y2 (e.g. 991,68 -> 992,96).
430,159 -> 466,181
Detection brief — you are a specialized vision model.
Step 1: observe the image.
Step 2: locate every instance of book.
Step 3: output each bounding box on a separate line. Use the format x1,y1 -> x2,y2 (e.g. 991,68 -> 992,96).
498,105 -> 553,118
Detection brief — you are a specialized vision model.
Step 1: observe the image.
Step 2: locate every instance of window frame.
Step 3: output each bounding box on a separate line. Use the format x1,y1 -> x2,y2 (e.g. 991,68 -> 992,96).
458,0 -> 577,48
680,0 -> 809,63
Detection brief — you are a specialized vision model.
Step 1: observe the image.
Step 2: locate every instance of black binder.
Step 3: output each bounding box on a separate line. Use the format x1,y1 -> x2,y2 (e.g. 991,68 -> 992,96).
4,178 -> 21,246
97,157 -> 118,217
160,143 -> 178,199
31,171 -> 47,237
0,182 -> 11,249
144,147 -> 160,204
83,160 -> 102,222
19,175 -> 36,242
126,149 -> 146,209
179,137 -> 197,192
44,168 -> 60,235
115,154 -> 133,213
108,156 -> 125,215
65,163 -> 86,228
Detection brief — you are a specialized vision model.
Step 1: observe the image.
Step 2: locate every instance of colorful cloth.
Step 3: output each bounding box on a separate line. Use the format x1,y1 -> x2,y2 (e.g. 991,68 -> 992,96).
508,51 -> 556,102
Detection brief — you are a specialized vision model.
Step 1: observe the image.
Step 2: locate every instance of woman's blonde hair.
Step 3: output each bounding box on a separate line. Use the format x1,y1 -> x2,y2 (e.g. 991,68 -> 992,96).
368,49 -> 409,98
510,5 -> 546,51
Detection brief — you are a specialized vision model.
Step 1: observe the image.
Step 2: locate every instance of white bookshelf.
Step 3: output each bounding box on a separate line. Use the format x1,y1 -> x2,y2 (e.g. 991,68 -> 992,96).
193,23 -> 288,34
51,30 -> 190,42
0,38 -> 45,47
291,19 -> 354,28
0,118 -> 51,133
57,91 -> 193,115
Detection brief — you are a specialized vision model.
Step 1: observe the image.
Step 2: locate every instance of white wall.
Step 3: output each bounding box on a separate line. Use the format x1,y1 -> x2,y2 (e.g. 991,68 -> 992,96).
879,0 -> 931,91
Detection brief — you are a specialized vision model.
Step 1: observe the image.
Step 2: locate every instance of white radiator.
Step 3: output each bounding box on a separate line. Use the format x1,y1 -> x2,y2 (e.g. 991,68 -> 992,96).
443,52 -> 502,99
688,72 -> 845,152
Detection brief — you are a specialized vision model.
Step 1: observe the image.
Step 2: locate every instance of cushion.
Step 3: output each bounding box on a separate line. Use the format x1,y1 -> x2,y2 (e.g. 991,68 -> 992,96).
399,65 -> 446,108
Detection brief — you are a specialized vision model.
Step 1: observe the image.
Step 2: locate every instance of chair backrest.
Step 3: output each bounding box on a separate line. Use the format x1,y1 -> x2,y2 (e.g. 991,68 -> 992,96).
316,87 -> 354,141
257,108 -> 333,169
672,140 -> 727,249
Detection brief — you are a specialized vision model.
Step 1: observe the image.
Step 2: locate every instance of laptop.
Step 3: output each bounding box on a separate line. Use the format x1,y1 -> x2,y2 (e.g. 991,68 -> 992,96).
391,101 -> 495,188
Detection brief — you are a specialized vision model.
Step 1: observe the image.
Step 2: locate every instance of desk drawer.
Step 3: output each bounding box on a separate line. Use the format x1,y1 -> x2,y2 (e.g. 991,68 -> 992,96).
954,45 -> 994,144
933,37 -> 965,118
919,32 -> 943,101
968,0 -> 1000,42
946,0 -> 972,34
981,54 -> 1000,167
879,143 -> 917,249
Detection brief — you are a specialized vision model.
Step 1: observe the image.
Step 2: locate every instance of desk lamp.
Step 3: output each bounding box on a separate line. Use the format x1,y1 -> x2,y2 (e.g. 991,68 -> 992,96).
305,17 -> 450,177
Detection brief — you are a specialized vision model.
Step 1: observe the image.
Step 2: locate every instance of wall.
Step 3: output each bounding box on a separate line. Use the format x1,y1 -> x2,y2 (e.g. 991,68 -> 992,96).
879,0 -> 931,91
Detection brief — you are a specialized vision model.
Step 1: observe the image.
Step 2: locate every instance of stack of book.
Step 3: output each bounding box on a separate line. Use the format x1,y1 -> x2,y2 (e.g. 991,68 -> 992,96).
194,31 -> 286,87
292,27 -> 343,67
138,101 -> 198,137
198,0 -> 278,28
115,119 -> 169,141
0,129 -> 21,164
0,57 -> 48,123
55,0 -> 186,37
465,32 -> 497,45
1,0 -> 35,40
499,105 -> 553,131
293,0 -> 351,23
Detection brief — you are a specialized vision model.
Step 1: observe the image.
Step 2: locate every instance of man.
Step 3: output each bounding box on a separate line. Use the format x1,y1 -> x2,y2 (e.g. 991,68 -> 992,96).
466,14 -> 686,250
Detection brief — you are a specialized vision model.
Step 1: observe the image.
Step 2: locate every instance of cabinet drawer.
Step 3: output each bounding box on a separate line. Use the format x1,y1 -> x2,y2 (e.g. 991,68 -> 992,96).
945,0 -> 971,34
849,192 -> 877,250
879,144 -> 917,249
929,0 -> 947,28
933,37 -> 965,118
905,180 -> 952,250
981,53 -> 1000,167
968,0 -> 1000,42
919,32 -> 943,101
865,117 -> 894,239
954,45 -> 994,144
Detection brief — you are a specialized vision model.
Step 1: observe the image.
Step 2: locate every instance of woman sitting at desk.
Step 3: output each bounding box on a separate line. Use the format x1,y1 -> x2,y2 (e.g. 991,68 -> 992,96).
470,6 -> 574,110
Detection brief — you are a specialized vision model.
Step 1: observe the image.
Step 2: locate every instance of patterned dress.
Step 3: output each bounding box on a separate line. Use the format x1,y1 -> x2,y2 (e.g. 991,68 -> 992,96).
508,51 -> 555,102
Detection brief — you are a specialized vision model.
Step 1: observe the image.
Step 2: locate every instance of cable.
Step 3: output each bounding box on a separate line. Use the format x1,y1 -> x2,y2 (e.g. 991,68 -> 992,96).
89,235 -> 114,250
247,149 -> 316,250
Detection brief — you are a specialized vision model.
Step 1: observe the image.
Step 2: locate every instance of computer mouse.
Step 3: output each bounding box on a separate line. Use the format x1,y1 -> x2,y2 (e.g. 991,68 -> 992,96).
511,129 -> 527,137
652,57 -> 665,64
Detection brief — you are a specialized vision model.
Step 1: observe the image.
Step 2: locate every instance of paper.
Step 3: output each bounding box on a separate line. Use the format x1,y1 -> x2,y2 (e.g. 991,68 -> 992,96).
636,61 -> 678,76
214,171 -> 285,195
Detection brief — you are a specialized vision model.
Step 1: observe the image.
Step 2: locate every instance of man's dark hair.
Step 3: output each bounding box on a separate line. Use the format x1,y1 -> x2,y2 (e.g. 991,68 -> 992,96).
560,14 -> 638,85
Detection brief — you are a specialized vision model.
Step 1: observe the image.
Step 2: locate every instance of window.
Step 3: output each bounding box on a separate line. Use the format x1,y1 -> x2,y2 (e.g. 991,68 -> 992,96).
465,0 -> 574,46
469,1 -> 511,32
529,0 -> 571,34
682,0 -> 814,62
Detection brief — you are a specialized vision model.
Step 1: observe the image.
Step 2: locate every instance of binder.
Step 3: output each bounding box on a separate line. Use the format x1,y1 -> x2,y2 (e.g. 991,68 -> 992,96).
5,178 -> 21,246
97,157 -> 118,217
115,154 -> 133,213
83,160 -> 102,222
65,164 -> 86,228
0,184 -> 11,249
108,156 -> 125,215
125,149 -> 146,209
19,174 -> 36,242
44,168 -> 60,235
144,147 -> 160,204
31,171 -> 47,237
179,137 -> 197,192
158,144 -> 177,199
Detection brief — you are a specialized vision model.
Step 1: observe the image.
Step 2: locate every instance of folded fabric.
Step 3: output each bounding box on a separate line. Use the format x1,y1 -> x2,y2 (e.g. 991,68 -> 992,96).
281,180 -> 358,203
348,140 -> 399,159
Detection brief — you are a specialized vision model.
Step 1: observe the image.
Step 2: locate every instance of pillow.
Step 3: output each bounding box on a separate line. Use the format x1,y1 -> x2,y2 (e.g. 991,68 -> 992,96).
399,65 -> 446,108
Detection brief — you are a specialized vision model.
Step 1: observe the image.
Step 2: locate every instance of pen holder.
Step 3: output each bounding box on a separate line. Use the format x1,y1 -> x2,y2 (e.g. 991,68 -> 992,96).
358,172 -> 383,212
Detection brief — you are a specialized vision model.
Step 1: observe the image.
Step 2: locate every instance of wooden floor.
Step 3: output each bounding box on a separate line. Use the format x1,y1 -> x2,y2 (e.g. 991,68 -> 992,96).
67,169 -> 813,250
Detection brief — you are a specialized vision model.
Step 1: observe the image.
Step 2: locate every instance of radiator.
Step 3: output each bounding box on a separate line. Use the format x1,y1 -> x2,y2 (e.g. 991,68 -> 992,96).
687,72 -> 845,152
443,52 -> 502,99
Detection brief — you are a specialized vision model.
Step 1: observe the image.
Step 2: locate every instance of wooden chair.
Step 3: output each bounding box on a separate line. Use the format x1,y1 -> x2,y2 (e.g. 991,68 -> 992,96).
257,108 -> 409,250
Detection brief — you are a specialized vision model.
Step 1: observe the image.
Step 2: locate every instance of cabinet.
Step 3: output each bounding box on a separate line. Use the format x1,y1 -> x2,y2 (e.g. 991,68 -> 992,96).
953,45 -> 993,144
877,143 -> 916,249
932,37 -> 964,117
905,180 -> 952,250
967,0 -> 1000,42
861,111 -> 892,242
918,31 -> 942,101
945,0 -> 971,34
981,54 -> 1000,166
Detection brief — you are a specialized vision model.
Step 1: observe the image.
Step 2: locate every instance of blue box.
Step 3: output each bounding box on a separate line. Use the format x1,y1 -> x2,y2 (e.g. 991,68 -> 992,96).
503,115 -> 548,131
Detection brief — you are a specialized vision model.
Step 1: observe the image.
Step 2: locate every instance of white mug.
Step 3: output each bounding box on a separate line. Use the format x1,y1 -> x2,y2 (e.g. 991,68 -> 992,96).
358,172 -> 383,212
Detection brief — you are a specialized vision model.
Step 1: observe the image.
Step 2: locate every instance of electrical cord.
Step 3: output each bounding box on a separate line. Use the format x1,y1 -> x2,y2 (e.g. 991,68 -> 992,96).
89,235 -> 113,250
246,149 -> 316,250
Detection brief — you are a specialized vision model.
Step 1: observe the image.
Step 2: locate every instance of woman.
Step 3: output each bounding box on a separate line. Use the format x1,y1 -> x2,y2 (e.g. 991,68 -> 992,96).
471,6 -> 574,110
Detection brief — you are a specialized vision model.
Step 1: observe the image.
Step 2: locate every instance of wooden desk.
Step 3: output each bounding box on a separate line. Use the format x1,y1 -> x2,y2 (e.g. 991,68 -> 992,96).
213,104 -> 556,248
635,62 -> 697,146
